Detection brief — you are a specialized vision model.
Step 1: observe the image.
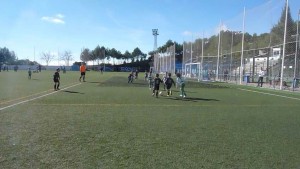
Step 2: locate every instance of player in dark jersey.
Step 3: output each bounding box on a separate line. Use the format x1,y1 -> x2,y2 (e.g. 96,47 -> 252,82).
152,73 -> 163,98
28,68 -> 32,79
162,72 -> 168,91
165,73 -> 176,96
53,68 -> 60,91
128,73 -> 134,83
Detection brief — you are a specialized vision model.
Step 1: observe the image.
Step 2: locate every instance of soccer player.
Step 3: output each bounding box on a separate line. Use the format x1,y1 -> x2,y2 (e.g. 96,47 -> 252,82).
257,67 -> 265,87
148,73 -> 154,89
165,73 -> 176,96
79,62 -> 86,82
144,71 -> 148,81
128,73 -> 134,83
152,73 -> 163,98
53,68 -> 60,91
176,73 -> 187,98
162,72 -> 168,90
28,67 -> 32,79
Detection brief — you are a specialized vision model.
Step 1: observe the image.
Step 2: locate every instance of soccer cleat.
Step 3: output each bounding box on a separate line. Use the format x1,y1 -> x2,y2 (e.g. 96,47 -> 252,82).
167,95 -> 169,97
152,93 -> 155,96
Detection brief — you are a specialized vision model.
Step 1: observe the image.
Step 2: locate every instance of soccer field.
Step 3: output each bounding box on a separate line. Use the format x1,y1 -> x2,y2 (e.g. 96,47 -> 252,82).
1,70 -> 300,168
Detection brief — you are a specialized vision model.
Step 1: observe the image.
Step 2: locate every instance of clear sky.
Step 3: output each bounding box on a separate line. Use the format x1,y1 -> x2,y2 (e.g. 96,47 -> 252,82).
1,0 -> 299,65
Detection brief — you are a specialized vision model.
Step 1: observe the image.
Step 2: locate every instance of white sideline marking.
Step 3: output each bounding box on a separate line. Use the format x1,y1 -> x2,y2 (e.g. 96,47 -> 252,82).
238,88 -> 300,101
0,83 -> 81,111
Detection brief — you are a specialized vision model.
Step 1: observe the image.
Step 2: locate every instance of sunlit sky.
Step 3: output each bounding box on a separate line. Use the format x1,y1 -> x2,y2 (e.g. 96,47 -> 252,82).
1,0 -> 299,65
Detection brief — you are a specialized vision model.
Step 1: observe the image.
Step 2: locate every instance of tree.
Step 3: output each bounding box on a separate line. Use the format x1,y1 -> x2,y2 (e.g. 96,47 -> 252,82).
0,47 -> 16,64
100,46 -> 106,64
80,48 -> 90,62
90,50 -> 97,66
40,51 -> 54,66
123,50 -> 132,63
61,50 -> 73,66
93,45 -> 102,65
132,47 -> 144,62
271,2 -> 295,54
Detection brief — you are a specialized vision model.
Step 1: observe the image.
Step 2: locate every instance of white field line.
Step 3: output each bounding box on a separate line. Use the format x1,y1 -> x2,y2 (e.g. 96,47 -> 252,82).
0,89 -> 51,105
238,88 -> 300,101
0,83 -> 81,111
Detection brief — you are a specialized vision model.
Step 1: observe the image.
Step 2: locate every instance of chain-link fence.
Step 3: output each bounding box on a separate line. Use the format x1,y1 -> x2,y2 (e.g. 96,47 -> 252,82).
153,44 -> 176,74
161,0 -> 300,90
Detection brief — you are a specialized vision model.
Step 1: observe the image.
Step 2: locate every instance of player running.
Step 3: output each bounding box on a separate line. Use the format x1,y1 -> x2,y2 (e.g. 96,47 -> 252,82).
176,73 -> 186,98
165,73 -> 176,96
162,72 -> 168,91
128,72 -> 134,83
152,73 -> 163,98
148,73 -> 154,89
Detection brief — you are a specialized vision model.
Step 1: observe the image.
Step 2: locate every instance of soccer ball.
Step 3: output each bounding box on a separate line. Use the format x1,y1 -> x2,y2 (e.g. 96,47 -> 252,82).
159,91 -> 163,96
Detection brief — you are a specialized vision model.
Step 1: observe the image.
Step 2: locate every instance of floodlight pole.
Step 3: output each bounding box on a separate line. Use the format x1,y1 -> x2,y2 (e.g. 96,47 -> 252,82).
152,29 -> 159,51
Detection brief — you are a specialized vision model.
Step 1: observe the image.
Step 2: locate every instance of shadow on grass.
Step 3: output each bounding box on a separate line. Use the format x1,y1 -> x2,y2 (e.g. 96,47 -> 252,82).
63,90 -> 84,94
170,90 -> 196,94
128,82 -> 147,86
163,96 -> 219,102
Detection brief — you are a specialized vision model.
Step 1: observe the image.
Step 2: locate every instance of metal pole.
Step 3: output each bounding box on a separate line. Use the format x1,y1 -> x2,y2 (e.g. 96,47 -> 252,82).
173,44 -> 175,74
240,7 -> 246,84
217,21 -> 221,81
294,10 -> 299,79
201,32 -> 204,80
280,0 -> 289,90
230,31 -> 234,81
182,42 -> 185,76
190,38 -> 193,78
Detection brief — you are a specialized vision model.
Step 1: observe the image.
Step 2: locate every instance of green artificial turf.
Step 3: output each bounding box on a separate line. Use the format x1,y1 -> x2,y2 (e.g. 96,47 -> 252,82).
1,70 -> 300,168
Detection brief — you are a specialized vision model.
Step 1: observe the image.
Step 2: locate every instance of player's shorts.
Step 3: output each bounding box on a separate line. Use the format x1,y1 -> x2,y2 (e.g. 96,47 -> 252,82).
53,79 -> 59,83
166,84 -> 172,90
81,72 -> 86,76
154,85 -> 160,90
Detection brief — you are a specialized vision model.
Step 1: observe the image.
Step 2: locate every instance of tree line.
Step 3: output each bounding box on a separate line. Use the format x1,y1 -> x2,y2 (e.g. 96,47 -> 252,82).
80,46 -> 147,65
1,2 -> 298,67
